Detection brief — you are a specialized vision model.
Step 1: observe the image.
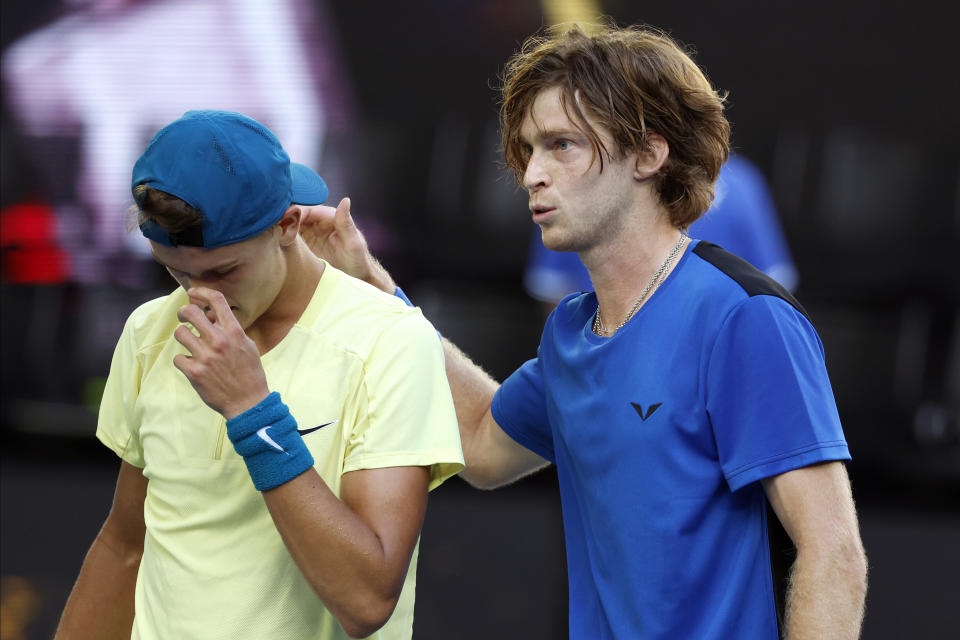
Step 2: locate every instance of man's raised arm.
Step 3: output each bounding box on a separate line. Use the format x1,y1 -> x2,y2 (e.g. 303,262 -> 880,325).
299,201 -> 549,488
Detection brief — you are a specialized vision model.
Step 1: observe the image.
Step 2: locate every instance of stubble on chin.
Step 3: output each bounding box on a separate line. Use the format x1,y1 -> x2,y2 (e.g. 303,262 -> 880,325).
539,224 -> 571,253
540,220 -> 597,254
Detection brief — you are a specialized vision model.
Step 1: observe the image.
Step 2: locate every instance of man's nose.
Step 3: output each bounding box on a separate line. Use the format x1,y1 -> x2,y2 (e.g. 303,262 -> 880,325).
523,152 -> 550,191
183,275 -> 214,292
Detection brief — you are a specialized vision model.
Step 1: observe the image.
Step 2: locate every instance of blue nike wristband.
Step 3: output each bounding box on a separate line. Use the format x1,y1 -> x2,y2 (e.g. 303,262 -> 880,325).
226,392 -> 314,491
394,286 -> 414,307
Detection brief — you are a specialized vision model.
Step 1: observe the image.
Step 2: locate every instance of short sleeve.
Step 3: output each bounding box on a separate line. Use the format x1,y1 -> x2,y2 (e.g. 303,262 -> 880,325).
706,295 -> 850,491
342,310 -> 464,490
96,315 -> 146,468
492,355 -> 555,462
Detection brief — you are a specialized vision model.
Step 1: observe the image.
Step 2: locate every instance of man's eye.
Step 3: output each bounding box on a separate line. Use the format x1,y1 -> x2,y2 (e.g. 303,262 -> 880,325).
556,140 -> 571,151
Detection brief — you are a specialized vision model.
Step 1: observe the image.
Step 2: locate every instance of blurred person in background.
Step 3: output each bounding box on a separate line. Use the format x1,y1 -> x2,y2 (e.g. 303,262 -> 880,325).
524,152 -> 798,310
302,22 -> 867,639
0,0 -> 359,444
2,0 -> 349,284
55,111 -> 462,639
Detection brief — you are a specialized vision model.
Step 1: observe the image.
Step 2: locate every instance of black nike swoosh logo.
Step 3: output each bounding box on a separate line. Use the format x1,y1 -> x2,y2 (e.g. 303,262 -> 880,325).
297,421 -> 337,436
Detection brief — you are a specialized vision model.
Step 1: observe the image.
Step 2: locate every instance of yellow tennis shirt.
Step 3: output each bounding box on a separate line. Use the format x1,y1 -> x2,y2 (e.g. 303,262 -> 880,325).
97,264 -> 464,639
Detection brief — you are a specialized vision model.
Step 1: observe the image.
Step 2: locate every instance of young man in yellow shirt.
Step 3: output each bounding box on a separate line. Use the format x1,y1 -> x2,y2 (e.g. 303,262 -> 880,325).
56,110 -> 463,639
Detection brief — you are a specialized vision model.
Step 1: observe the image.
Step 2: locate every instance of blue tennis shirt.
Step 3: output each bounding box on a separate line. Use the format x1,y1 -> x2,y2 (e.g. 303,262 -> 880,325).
492,241 -> 850,639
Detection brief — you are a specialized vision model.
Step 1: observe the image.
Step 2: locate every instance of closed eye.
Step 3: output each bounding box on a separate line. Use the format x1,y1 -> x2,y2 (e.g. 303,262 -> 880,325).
163,265 -> 237,281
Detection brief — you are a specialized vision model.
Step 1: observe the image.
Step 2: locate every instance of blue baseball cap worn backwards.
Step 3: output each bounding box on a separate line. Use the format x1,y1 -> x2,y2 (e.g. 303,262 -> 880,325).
133,110 -> 328,248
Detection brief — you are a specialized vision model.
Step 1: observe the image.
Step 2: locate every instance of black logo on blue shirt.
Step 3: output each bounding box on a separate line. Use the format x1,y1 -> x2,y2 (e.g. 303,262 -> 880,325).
631,402 -> 662,421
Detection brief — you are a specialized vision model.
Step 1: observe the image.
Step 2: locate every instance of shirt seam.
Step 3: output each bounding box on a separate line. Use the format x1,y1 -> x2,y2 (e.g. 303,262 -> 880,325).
703,293 -> 806,409
725,440 -> 849,479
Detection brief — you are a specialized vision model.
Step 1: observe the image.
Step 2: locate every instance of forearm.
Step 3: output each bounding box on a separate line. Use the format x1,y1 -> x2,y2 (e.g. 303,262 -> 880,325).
442,338 -> 549,487
764,462 -> 869,639
361,254 -> 395,293
442,337 -> 499,452
300,207 -> 543,485
262,469 -> 423,638
221,392 -> 424,636
784,544 -> 868,639
310,218 -> 496,440
332,249 -> 546,486
56,532 -> 141,640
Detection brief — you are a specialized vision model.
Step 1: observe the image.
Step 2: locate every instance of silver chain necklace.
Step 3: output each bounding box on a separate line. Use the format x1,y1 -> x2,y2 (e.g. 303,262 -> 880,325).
593,232 -> 687,337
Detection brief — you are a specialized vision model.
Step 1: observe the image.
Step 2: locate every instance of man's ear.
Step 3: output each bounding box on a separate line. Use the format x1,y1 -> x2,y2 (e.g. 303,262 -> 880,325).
276,205 -> 302,246
634,133 -> 669,180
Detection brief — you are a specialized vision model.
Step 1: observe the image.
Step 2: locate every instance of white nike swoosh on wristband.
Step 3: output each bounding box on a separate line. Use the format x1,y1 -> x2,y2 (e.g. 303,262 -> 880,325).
256,426 -> 286,453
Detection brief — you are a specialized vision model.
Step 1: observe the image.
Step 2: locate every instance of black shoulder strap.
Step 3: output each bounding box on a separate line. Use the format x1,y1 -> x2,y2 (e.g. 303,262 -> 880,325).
692,241 -> 809,322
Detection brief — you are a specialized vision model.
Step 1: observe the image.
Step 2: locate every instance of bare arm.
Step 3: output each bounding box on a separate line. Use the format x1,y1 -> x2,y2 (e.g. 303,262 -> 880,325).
263,465 -> 430,638
56,461 -> 147,640
763,461 -> 868,640
172,288 -> 433,637
441,338 -> 550,488
299,202 -> 550,488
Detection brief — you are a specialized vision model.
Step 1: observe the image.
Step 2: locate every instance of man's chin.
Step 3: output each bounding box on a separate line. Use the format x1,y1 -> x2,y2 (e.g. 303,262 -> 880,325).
542,234 -> 579,253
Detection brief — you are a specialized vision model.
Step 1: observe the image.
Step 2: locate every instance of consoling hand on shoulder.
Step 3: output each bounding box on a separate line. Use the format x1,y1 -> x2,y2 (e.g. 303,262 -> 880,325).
298,197 -> 395,293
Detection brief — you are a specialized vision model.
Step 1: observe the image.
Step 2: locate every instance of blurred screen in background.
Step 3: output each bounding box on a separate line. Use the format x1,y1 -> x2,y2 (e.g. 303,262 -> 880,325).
2,0 -> 355,286
1,0 -> 362,433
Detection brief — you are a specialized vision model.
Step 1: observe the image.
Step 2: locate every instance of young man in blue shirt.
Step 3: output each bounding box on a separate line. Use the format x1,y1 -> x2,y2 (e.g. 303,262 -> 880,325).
303,23 -> 867,640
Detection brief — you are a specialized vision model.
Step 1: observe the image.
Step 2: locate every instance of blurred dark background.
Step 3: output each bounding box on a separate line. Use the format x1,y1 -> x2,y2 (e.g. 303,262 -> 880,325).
1,0 -> 958,638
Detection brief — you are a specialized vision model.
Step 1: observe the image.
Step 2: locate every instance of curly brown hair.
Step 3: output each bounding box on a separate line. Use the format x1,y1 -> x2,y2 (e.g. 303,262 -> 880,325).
499,22 -> 730,228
